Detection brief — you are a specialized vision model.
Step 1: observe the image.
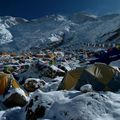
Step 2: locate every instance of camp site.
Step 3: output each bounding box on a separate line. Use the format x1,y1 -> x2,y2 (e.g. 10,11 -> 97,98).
2,0 -> 120,119
0,43 -> 120,120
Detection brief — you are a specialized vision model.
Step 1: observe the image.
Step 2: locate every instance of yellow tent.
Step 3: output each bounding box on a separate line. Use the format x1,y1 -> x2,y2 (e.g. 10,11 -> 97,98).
58,63 -> 120,91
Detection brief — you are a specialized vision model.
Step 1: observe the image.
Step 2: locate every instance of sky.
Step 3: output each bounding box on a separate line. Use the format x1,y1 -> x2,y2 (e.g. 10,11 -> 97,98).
1,0 -> 120,19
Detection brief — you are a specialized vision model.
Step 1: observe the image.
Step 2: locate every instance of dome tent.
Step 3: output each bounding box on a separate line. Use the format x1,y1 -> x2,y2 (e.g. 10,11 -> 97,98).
0,72 -> 28,108
0,72 -> 27,96
58,63 -> 120,91
0,72 -> 20,95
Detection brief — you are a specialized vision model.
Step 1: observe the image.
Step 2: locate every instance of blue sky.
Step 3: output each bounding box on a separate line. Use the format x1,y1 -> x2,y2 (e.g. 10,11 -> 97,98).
1,0 -> 120,19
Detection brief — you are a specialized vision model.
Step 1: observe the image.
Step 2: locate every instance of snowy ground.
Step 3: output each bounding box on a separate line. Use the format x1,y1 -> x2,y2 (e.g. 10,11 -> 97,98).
0,49 -> 120,120
1,90 -> 120,120
1,12 -> 120,120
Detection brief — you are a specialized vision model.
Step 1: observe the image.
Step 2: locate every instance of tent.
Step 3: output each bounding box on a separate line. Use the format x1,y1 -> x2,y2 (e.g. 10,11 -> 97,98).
0,72 -> 21,95
3,65 -> 17,74
0,72 -> 28,108
58,63 -> 120,91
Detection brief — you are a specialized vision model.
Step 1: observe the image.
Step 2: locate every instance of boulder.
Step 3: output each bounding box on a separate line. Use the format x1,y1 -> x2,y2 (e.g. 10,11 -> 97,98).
25,90 -> 65,120
24,78 -> 46,92
3,88 -> 28,108
80,84 -> 93,93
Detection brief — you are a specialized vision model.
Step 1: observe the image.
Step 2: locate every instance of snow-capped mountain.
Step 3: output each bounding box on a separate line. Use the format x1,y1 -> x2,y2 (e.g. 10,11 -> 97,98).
68,12 -> 98,24
0,16 -> 28,48
0,16 -> 28,28
1,13 -> 120,52
0,24 -> 13,44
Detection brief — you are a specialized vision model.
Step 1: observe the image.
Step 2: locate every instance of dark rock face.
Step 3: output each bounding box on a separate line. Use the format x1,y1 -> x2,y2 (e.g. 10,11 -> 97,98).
3,93 -> 27,108
25,99 -> 46,120
37,63 -> 65,78
24,79 -> 46,92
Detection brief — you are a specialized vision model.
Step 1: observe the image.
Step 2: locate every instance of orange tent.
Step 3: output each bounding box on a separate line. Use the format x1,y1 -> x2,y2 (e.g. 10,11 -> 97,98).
0,73 -> 9,95
0,72 -> 20,95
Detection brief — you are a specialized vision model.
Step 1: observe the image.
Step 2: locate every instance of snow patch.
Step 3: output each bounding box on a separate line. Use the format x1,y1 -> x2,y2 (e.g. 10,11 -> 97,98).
55,15 -> 66,21
3,88 -> 29,102
0,24 -> 13,44
48,34 -> 63,42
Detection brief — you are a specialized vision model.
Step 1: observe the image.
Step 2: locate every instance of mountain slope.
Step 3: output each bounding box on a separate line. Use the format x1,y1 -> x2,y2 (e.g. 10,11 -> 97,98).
1,13 -> 120,52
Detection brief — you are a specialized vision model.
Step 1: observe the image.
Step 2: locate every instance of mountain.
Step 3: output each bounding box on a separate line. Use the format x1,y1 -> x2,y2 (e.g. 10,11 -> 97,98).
68,12 -> 98,24
0,16 -> 28,28
0,16 -> 29,51
1,13 -> 120,52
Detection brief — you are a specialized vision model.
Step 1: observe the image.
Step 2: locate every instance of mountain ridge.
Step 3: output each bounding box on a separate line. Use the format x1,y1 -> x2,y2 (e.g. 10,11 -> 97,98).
1,13 -> 120,52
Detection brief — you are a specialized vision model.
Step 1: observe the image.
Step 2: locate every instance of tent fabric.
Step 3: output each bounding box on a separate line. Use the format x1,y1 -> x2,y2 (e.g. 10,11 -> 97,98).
59,68 -> 84,90
74,69 -> 105,91
0,73 -> 9,95
86,63 -> 115,85
12,79 -> 20,89
58,63 -> 120,91
0,72 -> 20,95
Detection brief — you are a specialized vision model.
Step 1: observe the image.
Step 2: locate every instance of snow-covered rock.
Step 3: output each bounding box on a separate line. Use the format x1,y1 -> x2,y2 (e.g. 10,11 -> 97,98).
1,84 -> 120,120
3,88 -> 28,108
24,90 -> 120,120
80,84 -> 93,93
24,78 -> 46,92
0,24 -> 13,44
25,90 -> 76,120
1,107 -> 25,120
